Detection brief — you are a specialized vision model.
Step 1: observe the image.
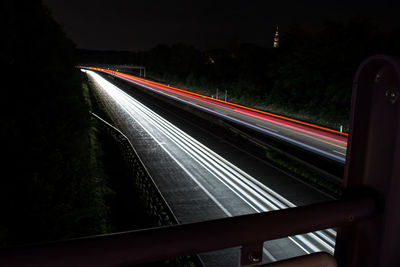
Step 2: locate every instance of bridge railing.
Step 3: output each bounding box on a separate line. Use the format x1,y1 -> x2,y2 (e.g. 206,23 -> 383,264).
1,55 -> 399,267
0,196 -> 376,266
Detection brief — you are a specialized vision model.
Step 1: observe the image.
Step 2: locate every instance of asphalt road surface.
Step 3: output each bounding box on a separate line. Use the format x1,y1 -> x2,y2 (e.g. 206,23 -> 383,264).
85,69 -> 338,266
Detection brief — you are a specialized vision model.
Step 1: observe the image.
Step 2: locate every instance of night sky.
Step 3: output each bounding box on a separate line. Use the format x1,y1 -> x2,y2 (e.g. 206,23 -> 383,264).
43,0 -> 399,52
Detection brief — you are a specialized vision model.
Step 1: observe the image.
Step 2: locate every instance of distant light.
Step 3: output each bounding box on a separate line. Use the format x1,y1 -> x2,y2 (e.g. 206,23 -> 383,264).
273,25 -> 279,48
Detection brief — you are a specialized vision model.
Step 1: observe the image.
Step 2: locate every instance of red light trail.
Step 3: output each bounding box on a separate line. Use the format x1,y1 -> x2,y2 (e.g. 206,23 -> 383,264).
80,66 -> 348,162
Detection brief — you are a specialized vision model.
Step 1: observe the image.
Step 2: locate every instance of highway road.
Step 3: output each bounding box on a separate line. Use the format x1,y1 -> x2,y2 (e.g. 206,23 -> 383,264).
82,67 -> 348,164
85,69 -> 337,266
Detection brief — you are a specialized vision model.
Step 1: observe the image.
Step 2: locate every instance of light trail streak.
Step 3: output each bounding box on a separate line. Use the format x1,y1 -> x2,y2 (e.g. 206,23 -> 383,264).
86,70 -> 337,261
80,67 -> 347,163
98,68 -> 347,137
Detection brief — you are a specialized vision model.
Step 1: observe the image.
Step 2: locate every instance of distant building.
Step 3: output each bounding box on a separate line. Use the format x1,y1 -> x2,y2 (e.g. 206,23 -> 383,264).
273,26 -> 279,48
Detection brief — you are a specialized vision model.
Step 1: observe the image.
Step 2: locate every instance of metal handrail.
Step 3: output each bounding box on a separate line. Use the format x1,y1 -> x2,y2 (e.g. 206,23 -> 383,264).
0,196 -> 377,266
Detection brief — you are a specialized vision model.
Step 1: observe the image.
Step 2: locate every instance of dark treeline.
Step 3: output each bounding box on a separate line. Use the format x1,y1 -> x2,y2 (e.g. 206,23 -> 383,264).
1,0 -> 110,246
80,18 -> 400,128
268,19 -> 400,126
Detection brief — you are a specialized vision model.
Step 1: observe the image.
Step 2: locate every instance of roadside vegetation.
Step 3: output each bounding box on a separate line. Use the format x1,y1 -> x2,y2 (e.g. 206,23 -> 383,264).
2,0 -> 154,249
2,1 -> 105,246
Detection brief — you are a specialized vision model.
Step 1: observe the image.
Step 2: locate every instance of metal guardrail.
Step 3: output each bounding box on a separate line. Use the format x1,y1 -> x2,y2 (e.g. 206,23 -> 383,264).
0,55 -> 399,267
89,111 -> 204,266
90,110 -> 178,227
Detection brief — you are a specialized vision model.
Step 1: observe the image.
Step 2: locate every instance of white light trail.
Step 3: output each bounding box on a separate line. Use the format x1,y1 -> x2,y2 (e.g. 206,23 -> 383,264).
86,70 -> 336,260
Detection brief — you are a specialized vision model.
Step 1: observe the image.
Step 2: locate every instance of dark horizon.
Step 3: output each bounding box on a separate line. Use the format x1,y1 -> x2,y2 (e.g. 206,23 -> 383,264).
43,0 -> 399,52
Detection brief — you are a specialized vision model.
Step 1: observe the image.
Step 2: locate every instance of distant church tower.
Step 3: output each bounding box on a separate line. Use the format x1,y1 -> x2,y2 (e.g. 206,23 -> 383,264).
273,26 -> 279,48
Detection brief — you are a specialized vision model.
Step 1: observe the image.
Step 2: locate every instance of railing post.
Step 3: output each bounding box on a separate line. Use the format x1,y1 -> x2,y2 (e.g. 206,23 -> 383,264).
334,55 -> 400,267
239,242 -> 263,266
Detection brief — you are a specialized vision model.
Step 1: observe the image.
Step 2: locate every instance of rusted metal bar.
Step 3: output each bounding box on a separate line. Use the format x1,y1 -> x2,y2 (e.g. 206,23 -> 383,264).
334,55 -> 400,267
0,196 -> 377,267
262,252 -> 337,267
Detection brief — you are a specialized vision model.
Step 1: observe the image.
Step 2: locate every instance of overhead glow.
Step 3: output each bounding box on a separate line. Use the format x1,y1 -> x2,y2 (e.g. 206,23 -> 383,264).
86,70 -> 336,259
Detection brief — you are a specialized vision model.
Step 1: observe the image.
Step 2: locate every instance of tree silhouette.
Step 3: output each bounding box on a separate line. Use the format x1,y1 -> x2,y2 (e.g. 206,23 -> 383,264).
1,0 -> 109,247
